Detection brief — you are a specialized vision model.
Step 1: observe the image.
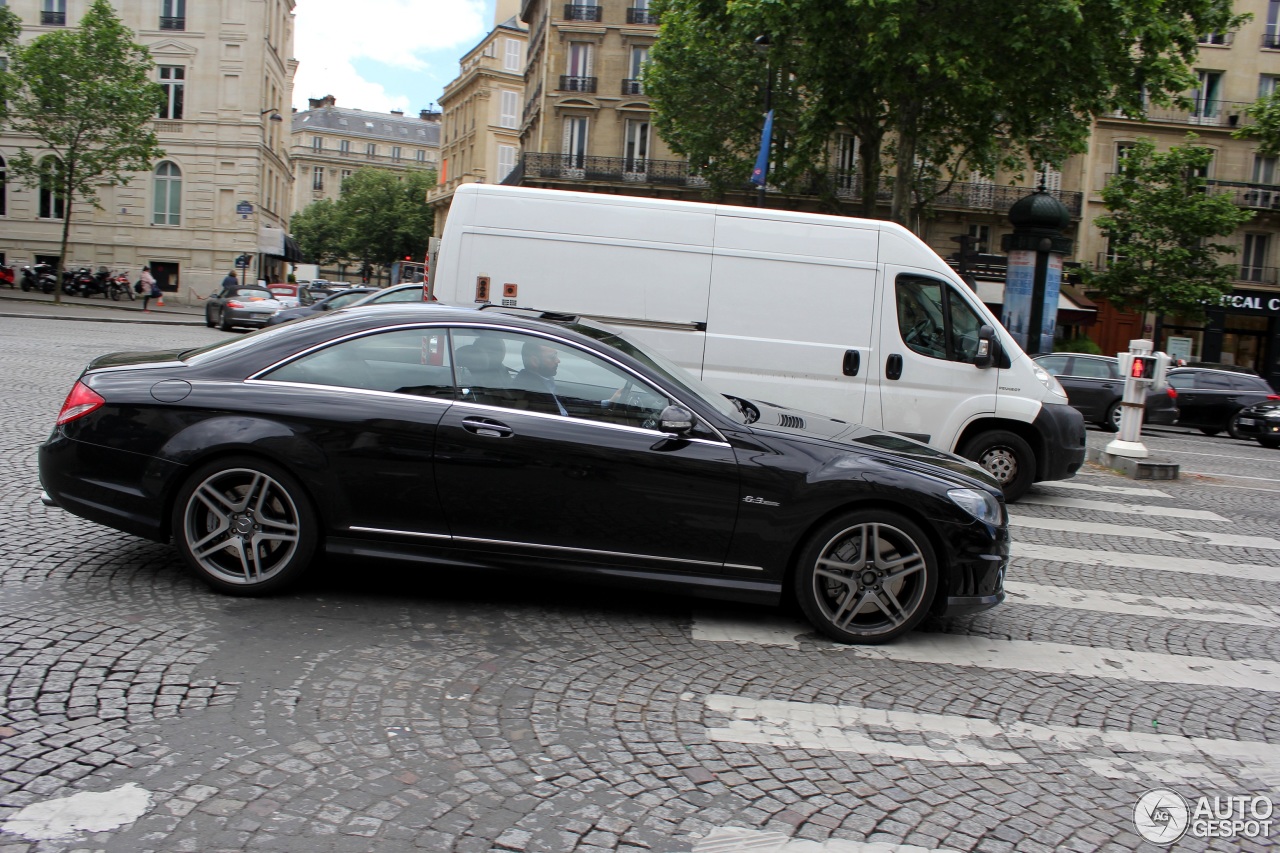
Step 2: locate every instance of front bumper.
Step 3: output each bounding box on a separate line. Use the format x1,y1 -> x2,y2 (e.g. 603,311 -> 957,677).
1033,402 -> 1086,482
228,310 -> 277,328
932,512 -> 1009,619
1234,414 -> 1280,439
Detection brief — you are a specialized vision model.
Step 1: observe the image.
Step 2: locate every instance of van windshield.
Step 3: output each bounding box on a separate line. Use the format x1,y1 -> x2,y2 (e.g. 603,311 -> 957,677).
568,321 -> 745,422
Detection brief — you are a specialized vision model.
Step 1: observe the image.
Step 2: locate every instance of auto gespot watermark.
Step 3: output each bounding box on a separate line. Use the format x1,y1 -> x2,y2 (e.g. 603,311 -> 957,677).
1134,789 -> 1274,845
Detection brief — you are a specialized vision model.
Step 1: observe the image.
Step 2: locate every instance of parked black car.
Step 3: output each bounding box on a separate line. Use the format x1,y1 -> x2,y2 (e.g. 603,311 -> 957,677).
38,305 -> 1008,644
265,287 -> 378,325
1033,354 -> 1179,432
1165,367 -> 1280,439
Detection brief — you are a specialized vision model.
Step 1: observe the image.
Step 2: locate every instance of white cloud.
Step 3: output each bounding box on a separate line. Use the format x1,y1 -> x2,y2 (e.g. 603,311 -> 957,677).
292,0 -> 488,112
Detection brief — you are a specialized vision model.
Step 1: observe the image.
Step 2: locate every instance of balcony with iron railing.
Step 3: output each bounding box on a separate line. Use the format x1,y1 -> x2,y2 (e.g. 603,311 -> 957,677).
1263,31 -> 1280,49
627,7 -> 658,24
621,79 -> 644,96
1095,252 -> 1280,285
40,10 -> 66,25
563,4 -> 602,21
159,16 -> 185,30
1206,180 -> 1280,210
559,76 -> 597,93
1106,99 -> 1258,128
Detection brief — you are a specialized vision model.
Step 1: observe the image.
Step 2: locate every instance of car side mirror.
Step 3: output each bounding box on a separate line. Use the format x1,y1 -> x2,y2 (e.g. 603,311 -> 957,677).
974,325 -> 997,369
659,405 -> 695,435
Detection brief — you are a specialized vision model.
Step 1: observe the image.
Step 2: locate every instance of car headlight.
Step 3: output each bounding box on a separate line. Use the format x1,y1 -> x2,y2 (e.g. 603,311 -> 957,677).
948,488 -> 1004,526
1032,364 -> 1067,399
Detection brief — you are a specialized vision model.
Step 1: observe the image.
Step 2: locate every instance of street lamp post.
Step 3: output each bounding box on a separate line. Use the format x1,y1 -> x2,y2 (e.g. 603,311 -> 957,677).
754,34 -> 772,208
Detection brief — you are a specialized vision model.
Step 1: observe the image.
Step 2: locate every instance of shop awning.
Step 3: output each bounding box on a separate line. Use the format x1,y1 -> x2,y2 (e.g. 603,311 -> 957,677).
975,281 -> 1097,313
258,225 -> 305,262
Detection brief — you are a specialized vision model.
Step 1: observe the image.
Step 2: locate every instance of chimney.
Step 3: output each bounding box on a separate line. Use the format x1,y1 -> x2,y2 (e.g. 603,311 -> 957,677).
308,94 -> 337,110
391,109 -> 404,116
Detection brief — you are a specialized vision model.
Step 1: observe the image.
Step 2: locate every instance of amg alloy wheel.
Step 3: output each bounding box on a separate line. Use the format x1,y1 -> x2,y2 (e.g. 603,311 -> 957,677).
794,511 -> 938,644
173,457 -> 317,594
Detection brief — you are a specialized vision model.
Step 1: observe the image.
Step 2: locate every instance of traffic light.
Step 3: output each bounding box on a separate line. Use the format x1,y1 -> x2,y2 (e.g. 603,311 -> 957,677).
1130,355 -> 1156,379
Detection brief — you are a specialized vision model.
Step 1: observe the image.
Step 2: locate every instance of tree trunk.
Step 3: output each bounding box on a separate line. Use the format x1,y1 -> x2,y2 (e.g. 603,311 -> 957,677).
857,129 -> 883,219
55,179 -> 75,307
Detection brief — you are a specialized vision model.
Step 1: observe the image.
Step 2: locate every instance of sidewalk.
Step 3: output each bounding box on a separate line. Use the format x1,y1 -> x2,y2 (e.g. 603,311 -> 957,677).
0,286 -> 207,325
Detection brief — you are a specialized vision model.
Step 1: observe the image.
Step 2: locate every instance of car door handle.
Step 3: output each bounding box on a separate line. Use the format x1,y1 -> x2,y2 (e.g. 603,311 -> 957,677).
462,417 -> 513,438
886,353 -> 903,381
842,349 -> 861,376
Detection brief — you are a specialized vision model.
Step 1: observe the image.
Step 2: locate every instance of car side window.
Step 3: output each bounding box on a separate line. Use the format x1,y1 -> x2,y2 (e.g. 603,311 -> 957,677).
1233,374 -> 1272,392
1167,373 -> 1193,391
377,288 -> 425,303
1072,358 -> 1114,379
262,328 -> 456,399
896,275 -> 984,363
1197,372 -> 1233,390
452,330 -> 671,429
1036,356 -> 1069,375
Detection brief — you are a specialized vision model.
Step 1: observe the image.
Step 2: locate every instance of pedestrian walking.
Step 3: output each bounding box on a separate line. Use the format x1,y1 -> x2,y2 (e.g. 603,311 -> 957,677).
222,270 -> 238,289
140,266 -> 160,312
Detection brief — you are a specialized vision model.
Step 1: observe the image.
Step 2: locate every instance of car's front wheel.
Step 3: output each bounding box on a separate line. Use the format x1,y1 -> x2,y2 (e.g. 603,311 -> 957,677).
172,456 -> 318,595
793,510 -> 939,644
1228,411 -> 1248,441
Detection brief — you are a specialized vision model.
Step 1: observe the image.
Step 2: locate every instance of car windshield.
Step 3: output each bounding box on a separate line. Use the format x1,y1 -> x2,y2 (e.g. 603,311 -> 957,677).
567,320 -> 746,422
234,288 -> 274,300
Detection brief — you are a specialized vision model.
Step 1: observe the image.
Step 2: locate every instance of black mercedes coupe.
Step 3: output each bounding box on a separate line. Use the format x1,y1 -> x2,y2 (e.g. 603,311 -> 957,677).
39,306 -> 1008,644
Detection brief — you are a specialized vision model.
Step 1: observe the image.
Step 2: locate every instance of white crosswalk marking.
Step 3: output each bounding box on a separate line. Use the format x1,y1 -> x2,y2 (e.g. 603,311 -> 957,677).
1035,480 -> 1172,498
1004,582 -> 1280,627
1010,514 -> 1280,548
704,695 -> 1280,785
1012,542 -> 1280,583
690,826 -> 960,852
1017,493 -> 1227,521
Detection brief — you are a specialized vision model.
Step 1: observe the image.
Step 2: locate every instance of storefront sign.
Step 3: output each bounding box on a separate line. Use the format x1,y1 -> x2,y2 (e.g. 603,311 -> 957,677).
1220,292 -> 1280,315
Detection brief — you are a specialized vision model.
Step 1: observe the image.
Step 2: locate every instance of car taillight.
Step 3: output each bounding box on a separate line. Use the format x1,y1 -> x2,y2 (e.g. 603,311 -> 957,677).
1166,387 -> 1177,399
226,300 -> 245,308
56,381 -> 105,425
1268,395 -> 1280,401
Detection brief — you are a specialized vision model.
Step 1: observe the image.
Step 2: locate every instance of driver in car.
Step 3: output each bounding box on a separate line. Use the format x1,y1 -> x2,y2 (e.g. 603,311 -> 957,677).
515,342 -> 626,417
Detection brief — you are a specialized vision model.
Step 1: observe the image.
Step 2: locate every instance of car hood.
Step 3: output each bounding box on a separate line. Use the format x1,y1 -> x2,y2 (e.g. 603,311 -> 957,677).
743,398 -> 1002,491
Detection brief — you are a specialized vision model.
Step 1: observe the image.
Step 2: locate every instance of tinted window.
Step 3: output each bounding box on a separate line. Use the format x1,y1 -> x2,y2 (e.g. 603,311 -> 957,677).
263,328 -> 456,399
370,288 -> 424,304
452,329 -> 670,429
1231,373 -> 1273,392
1071,358 -> 1116,379
325,291 -> 371,309
233,287 -> 273,300
1036,356 -> 1069,375
1196,372 -> 1233,390
1167,372 -> 1194,391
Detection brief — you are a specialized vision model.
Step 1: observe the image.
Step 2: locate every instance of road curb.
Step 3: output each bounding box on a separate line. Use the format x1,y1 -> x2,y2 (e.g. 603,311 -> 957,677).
0,311 -> 205,327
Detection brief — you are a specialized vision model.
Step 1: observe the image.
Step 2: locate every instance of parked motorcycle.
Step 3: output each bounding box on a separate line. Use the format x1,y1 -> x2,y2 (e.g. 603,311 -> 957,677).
20,264 -> 57,294
61,268 -> 79,295
107,271 -> 134,301
0,266 -> 14,289
70,266 -> 106,298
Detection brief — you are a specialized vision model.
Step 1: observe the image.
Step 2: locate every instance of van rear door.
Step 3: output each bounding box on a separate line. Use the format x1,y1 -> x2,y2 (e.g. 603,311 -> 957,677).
877,268 -> 999,448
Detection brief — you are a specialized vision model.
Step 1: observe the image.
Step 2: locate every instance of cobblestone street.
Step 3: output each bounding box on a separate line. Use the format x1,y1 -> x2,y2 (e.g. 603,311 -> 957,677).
1,313 -> 1277,852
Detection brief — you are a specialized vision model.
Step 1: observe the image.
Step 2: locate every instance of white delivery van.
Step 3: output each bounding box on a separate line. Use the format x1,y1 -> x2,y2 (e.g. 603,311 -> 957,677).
432,183 -> 1085,500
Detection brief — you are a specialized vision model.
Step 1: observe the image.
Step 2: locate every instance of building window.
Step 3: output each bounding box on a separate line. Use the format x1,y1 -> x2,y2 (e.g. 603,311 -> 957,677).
416,149 -> 426,162
152,161 -> 181,225
312,166 -> 324,190
366,142 -> 377,159
41,0 -> 66,26
392,146 -> 402,162
1115,142 -> 1136,174
567,42 -> 592,77
1253,155 -> 1277,185
341,170 -> 352,184
564,116 -> 588,168
158,66 -> 184,119
1039,165 -> 1062,194
1243,233 -> 1270,282
1191,70 -> 1223,123
339,139 -> 350,155
498,144 -> 517,182
504,38 -> 522,72
312,136 -> 323,151
623,119 -> 649,173
967,224 -> 991,254
623,46 -> 649,94
1267,0 -> 1280,48
39,158 -> 64,219
500,90 -> 519,129
160,0 -> 185,30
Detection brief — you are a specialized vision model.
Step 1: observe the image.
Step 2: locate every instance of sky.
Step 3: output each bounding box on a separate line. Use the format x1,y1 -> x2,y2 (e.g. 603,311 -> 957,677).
291,0 -> 500,115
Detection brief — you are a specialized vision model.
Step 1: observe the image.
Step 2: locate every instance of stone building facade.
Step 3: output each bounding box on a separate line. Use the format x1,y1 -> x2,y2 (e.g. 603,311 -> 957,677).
0,0 -> 297,297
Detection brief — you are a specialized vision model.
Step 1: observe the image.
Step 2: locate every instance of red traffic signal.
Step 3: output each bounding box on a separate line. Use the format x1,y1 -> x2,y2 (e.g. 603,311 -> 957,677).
1130,356 -> 1156,379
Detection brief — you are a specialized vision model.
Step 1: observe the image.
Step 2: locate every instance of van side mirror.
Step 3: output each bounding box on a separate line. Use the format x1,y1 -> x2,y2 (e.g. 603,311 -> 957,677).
659,405 -> 695,435
974,325 -> 997,369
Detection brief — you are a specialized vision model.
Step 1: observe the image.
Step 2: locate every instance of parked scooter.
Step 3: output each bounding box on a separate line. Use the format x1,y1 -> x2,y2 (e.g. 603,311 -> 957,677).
70,266 -> 105,297
20,264 -> 57,294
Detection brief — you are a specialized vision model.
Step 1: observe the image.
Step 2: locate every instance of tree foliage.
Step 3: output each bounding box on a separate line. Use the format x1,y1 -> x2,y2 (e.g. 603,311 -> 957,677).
0,0 -> 165,302
647,0 -> 1242,229
290,168 -> 436,272
1081,136 -> 1253,319
1233,92 -> 1280,156
0,6 -> 20,111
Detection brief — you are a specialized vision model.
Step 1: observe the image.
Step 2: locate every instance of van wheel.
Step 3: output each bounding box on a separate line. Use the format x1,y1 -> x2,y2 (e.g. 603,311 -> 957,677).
793,510 -> 938,644
960,430 -> 1034,502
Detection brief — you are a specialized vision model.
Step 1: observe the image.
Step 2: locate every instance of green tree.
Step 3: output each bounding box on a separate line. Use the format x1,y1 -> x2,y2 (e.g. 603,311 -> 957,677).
291,168 -> 436,275
0,6 -> 21,112
1233,92 -> 1280,156
1081,136 -> 1254,319
0,0 -> 165,303
647,0 -> 1242,229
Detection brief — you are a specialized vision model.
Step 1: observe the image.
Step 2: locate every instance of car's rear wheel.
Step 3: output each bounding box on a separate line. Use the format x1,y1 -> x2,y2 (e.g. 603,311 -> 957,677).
794,510 -> 938,644
959,430 -> 1034,502
172,457 -> 317,595
1199,427 -> 1221,436
219,310 -> 233,332
1227,411 -> 1247,441
1104,401 -> 1122,432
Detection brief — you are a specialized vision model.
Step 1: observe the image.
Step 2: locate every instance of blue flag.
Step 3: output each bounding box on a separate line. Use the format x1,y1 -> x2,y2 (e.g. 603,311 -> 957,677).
749,109 -> 774,186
